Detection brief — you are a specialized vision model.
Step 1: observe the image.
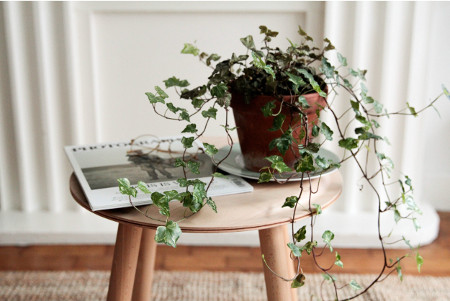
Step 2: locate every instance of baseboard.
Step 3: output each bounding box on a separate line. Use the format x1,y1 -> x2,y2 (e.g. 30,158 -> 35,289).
0,204 -> 439,248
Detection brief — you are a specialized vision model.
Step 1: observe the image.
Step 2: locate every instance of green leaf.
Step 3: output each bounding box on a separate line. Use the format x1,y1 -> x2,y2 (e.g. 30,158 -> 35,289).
258,171 -> 272,183
394,209 -> 401,223
206,53 -> 221,66
155,221 -> 182,248
164,76 -> 189,88
287,242 -> 302,257
166,103 -> 179,113
322,273 -> 336,282
117,178 -> 137,197
151,192 -> 170,216
320,122 -> 333,140
269,114 -> 286,132
137,181 -> 151,194
349,280 -> 362,290
206,197 -> 217,213
297,69 -> 327,97
413,218 -> 421,231
181,124 -> 197,133
338,138 -> 359,150
312,125 -> 319,137
240,35 -> 255,50
187,160 -> 200,174
337,52 -> 347,66
174,158 -> 186,168
261,101 -> 276,117
294,226 -> 307,243
269,129 -> 294,155
321,57 -> 335,79
201,107 -> 218,119
265,155 -> 283,164
181,136 -> 195,149
302,241 -> 317,255
210,83 -> 228,98
297,96 -> 310,109
350,100 -> 360,115
179,111 -> 190,122
212,172 -> 227,178
396,262 -> 403,281
312,204 -> 322,215
155,86 -> 169,99
145,92 -> 165,104
335,252 -> 344,268
294,153 -> 315,173
407,102 -> 418,117
286,72 -> 307,94
443,84 -> 450,100
181,43 -> 199,56
291,274 -> 306,288
322,230 -> 335,252
203,143 -> 218,156
191,98 -> 204,108
416,252 -> 424,273
217,92 -> 232,107
251,51 -> 265,68
282,196 -> 299,208
298,26 -> 313,41
272,161 -> 292,173
315,156 -> 330,170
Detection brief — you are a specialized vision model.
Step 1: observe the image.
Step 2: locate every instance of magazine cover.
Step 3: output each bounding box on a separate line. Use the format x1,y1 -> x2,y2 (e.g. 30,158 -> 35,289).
65,135 -> 253,211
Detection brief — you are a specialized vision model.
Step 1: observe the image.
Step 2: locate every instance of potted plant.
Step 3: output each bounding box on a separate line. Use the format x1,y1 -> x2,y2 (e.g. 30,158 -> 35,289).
118,25 -> 449,300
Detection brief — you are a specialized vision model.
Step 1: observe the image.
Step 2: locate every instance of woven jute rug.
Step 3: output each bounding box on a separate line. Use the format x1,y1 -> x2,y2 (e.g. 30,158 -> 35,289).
0,271 -> 449,301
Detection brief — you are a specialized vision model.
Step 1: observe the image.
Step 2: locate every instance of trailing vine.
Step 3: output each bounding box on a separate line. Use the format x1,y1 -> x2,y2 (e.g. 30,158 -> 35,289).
118,26 -> 449,300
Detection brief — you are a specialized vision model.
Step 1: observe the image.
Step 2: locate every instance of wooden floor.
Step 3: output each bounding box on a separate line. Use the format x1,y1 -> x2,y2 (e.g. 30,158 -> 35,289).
0,212 -> 448,276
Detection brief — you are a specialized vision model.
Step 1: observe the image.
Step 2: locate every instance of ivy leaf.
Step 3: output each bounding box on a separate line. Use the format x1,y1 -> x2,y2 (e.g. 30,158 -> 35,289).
206,197 -> 217,213
297,96 -> 310,109
272,161 -> 292,173
302,241 -> 317,255
396,262 -> 403,281
269,114 -> 286,131
312,203 -> 322,215
166,103 -> 179,113
416,252 -> 424,272
155,86 -> 169,99
261,100 -> 276,117
203,143 -> 218,156
394,209 -> 401,223
339,138 -> 359,150
322,230 -> 335,252
164,76 -> 189,88
298,26 -> 313,41
179,111 -> 190,122
269,129 -> 294,155
145,92 -> 165,104
335,252 -> 344,268
206,53 -> 221,66
191,98 -> 204,108
320,122 -> 333,140
182,124 -> 197,133
174,158 -> 186,168
187,160 -> 200,174
151,192 -> 170,216
323,273 -> 337,282
315,156 -> 330,170
294,153 -> 315,173
181,43 -> 199,56
181,136 -> 195,149
201,107 -> 218,119
155,221 -> 182,248
265,155 -> 283,164
258,171 -> 272,183
321,57 -> 335,79
210,83 -> 228,98
291,274 -> 306,288
407,102 -> 418,117
312,125 -> 319,137
240,35 -> 255,50
297,69 -> 327,97
137,181 -> 151,194
212,172 -> 227,178
287,242 -> 302,257
282,196 -> 298,208
443,84 -> 450,100
117,178 -> 137,197
294,225 -> 307,243
337,52 -> 347,66
349,280 -> 362,290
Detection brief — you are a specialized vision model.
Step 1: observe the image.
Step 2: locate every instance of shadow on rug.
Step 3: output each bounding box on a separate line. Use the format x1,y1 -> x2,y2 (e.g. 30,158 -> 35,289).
0,271 -> 449,300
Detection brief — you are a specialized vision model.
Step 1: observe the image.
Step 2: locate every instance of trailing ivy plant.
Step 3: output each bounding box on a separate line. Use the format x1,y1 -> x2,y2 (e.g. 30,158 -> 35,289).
118,26 -> 449,300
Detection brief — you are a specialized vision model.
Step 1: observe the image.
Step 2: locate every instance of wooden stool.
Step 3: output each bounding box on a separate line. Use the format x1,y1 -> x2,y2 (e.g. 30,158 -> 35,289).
70,171 -> 342,301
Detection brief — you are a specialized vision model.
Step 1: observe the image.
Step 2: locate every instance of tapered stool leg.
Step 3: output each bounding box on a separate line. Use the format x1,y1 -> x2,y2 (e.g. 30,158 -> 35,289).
132,228 -> 157,301
107,223 -> 143,301
259,225 -> 298,301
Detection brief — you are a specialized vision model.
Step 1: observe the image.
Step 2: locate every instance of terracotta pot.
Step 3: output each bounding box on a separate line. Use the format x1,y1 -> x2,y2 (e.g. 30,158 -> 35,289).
231,92 -> 327,172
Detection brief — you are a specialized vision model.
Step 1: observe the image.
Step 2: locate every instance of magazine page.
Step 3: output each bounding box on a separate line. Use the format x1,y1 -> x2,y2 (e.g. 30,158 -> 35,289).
65,136 -> 253,211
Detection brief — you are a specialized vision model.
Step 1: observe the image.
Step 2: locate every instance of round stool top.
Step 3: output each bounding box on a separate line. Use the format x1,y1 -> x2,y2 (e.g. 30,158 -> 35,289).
70,171 -> 342,233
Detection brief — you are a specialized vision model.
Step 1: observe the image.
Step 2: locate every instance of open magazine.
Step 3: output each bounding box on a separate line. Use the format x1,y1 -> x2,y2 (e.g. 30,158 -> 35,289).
65,136 -> 253,211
